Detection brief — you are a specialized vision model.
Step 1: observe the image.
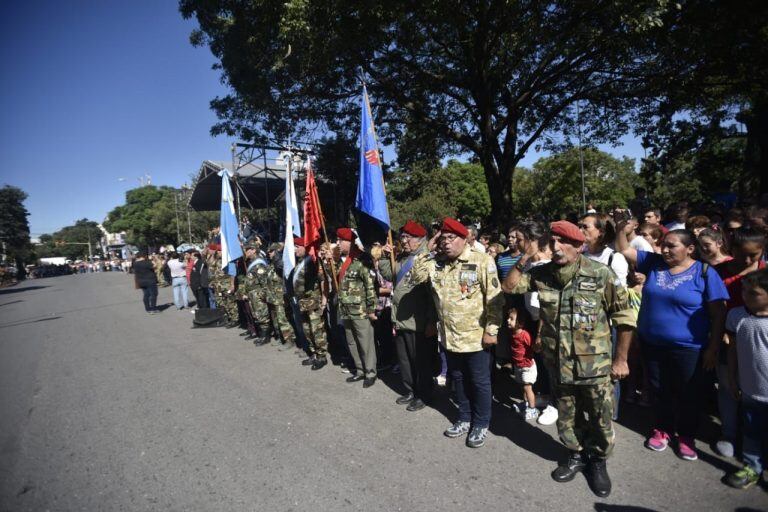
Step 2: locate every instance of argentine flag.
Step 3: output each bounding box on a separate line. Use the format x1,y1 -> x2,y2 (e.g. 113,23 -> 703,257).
218,169 -> 243,276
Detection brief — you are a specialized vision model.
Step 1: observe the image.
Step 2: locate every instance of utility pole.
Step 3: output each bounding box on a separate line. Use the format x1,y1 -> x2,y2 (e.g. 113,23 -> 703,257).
174,190 -> 181,245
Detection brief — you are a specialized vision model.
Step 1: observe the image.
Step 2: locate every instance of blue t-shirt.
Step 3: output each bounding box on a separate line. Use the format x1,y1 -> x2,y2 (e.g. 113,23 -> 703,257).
636,251 -> 729,349
496,250 -> 522,280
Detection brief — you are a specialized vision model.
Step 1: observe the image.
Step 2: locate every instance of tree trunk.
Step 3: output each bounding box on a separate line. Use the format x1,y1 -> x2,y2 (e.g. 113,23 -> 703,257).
479,153 -> 515,229
743,100 -> 768,196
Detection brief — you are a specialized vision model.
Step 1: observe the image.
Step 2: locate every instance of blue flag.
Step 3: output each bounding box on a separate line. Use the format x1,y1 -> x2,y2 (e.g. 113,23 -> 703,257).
355,86 -> 390,229
218,169 -> 243,276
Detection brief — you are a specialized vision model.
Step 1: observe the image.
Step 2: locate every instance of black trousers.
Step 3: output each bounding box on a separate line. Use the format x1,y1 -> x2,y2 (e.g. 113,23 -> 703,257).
194,287 -> 209,309
141,284 -> 158,311
395,329 -> 437,401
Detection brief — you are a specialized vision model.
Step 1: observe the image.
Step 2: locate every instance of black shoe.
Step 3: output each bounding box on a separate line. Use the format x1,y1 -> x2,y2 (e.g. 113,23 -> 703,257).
301,356 -> 316,366
363,376 -> 377,388
244,334 -> 257,341
396,393 -> 414,405
253,337 -> 270,346
551,452 -> 586,483
346,373 -> 364,383
406,398 -> 426,411
311,358 -> 328,371
586,458 -> 612,498
225,321 -> 239,329
239,331 -> 250,337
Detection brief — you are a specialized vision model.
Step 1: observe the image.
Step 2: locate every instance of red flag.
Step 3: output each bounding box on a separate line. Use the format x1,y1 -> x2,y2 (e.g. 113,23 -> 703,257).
303,160 -> 323,261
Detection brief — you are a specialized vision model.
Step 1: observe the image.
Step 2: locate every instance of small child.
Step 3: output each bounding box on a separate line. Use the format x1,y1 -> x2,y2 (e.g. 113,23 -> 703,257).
508,307 -> 538,420
724,268 -> 768,489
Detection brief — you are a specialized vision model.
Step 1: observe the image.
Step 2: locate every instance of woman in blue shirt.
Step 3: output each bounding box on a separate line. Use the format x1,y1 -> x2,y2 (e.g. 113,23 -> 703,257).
616,226 -> 728,462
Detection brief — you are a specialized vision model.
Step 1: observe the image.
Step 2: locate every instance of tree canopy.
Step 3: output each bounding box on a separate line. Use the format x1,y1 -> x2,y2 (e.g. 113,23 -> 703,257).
0,185 -> 33,272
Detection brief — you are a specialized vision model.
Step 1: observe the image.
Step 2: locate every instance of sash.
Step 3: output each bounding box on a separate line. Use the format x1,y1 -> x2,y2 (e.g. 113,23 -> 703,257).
338,246 -> 361,282
395,255 -> 416,286
246,257 -> 267,273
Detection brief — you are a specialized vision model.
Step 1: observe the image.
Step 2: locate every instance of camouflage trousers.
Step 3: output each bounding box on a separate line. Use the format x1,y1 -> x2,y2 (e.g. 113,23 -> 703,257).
242,300 -> 270,335
247,292 -> 270,326
555,380 -> 615,459
269,302 -> 295,344
300,308 -> 328,357
217,292 -> 239,322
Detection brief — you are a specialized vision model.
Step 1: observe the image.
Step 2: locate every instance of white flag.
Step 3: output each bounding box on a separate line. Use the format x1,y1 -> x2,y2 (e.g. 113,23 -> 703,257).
283,159 -> 301,278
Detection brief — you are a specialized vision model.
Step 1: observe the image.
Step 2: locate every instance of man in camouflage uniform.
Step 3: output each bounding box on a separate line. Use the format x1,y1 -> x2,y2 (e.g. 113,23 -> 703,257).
209,249 -> 239,327
292,238 -> 329,370
333,228 -> 378,387
240,241 -> 271,345
502,220 -> 635,498
265,243 -> 296,349
410,217 -> 504,448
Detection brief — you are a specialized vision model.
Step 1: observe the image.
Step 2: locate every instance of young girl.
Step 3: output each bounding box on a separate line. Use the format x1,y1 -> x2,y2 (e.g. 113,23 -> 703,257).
508,307 -> 538,420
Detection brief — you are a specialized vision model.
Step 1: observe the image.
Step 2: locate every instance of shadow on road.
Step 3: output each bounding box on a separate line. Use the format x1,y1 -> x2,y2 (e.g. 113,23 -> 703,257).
0,286 -> 49,295
0,300 -> 24,307
0,316 -> 62,330
594,504 -> 661,512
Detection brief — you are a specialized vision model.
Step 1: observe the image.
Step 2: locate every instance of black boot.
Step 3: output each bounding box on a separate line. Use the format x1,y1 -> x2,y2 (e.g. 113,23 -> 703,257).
311,357 -> 328,370
586,458 -> 612,498
551,451 -> 586,482
301,356 -> 316,366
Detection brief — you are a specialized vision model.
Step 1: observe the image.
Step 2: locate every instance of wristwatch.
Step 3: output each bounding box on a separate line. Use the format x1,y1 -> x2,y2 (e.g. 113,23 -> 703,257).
514,258 -> 529,272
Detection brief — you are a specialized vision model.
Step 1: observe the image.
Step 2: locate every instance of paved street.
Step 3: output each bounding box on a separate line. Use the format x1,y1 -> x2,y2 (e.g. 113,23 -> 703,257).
0,273 -> 766,512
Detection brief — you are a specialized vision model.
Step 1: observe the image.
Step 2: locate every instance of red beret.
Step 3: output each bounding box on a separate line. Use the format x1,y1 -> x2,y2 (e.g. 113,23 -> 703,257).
336,227 -> 356,241
293,237 -> 305,247
550,220 -> 586,244
441,217 -> 468,238
207,243 -> 221,251
401,220 -> 427,238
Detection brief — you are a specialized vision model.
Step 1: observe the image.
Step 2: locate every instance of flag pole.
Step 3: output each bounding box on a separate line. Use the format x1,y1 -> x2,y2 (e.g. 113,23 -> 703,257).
361,82 -> 397,282
307,158 -> 339,292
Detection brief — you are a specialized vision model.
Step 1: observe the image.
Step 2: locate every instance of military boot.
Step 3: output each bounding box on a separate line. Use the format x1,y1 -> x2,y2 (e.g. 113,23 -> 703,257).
301,356 -> 316,366
586,457 -> 611,497
311,357 -> 327,370
551,451 -> 586,482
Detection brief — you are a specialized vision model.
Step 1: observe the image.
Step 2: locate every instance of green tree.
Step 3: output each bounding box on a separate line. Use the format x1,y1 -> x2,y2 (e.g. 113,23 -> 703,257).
47,219 -> 102,261
0,185 -> 33,274
180,0 -> 670,225
528,148 -> 639,218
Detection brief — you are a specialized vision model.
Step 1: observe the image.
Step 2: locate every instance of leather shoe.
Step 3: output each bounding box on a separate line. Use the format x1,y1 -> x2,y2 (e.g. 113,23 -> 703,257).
406,398 -> 426,411
346,374 -> 364,383
253,337 -> 270,346
311,358 -> 328,370
301,356 -> 316,366
586,458 -> 612,498
396,393 -> 414,405
225,321 -> 239,329
551,451 -> 586,482
363,376 -> 377,388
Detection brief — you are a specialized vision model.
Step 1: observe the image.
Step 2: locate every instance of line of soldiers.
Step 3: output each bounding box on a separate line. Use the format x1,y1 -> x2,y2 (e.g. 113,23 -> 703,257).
207,217 -> 636,499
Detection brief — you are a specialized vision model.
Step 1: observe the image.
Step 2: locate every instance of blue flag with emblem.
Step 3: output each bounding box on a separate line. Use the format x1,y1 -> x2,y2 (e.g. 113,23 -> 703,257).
218,169 -> 243,276
355,85 -> 390,230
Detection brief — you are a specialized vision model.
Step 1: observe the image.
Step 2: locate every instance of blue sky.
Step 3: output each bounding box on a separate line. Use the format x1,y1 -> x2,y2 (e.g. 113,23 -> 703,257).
1,1 -> 645,237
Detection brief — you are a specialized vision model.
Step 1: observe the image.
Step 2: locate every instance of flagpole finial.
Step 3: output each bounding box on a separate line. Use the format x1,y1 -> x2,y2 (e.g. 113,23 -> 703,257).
356,66 -> 367,87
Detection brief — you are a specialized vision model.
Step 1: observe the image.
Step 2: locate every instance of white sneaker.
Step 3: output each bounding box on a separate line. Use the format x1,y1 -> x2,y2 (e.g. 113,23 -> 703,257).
436,375 -> 447,387
715,439 -> 735,458
537,404 -> 558,425
524,407 -> 540,421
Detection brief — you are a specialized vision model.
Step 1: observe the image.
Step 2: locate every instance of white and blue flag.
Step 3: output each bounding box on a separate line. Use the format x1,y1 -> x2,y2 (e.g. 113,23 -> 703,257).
218,169 -> 243,276
282,159 -> 301,279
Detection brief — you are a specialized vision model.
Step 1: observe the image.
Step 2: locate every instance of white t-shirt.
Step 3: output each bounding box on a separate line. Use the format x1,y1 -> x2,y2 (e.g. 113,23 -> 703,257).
472,241 -> 486,253
726,306 -> 768,403
630,235 -> 654,253
167,259 -> 187,278
584,246 -> 628,287
665,222 -> 685,231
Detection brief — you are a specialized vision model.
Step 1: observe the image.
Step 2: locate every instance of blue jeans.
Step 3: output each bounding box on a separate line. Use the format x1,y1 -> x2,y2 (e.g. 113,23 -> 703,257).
716,363 -> 739,441
742,395 -> 768,473
446,349 -> 492,428
642,342 -> 705,437
172,276 -> 189,309
141,284 -> 158,312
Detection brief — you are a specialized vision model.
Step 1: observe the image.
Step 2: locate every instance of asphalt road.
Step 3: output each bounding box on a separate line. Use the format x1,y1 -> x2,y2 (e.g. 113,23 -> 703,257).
0,273 -> 766,512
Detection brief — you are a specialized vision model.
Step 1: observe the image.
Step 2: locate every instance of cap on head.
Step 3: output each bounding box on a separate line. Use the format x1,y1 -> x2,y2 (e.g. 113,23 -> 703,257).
441,217 -> 468,238
550,220 -> 586,244
336,227 -> 356,242
401,220 -> 427,238
293,237 -> 305,247
267,243 -> 281,253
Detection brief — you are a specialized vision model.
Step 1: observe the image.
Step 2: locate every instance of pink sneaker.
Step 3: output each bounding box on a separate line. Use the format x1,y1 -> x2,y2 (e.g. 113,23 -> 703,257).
645,429 -> 670,451
676,436 -> 698,461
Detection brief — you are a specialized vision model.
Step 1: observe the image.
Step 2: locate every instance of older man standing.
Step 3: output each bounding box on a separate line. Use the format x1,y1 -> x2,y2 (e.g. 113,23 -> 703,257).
411,218 -> 504,448
380,220 -> 437,412
502,220 -> 636,498
292,238 -> 329,370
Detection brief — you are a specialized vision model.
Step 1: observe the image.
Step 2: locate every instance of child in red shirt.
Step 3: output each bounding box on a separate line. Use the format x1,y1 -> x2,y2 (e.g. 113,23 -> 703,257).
508,307 -> 539,420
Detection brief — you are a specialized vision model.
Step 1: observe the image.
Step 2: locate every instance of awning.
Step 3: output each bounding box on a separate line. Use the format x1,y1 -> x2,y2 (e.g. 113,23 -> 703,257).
188,160 -> 287,211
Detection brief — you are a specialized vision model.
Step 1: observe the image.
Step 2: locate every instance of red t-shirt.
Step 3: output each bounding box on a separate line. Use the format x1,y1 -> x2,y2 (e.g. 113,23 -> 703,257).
715,260 -> 766,310
186,259 -> 194,283
510,329 -> 534,367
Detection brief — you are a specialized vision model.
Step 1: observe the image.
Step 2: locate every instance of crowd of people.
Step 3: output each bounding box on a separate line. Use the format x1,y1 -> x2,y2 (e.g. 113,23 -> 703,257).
130,195 -> 768,498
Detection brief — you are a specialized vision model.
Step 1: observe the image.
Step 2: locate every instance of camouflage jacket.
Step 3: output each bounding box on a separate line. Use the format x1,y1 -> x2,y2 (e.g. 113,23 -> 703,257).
240,257 -> 269,303
209,259 -> 231,293
292,255 -> 323,312
508,255 -> 636,385
411,245 -> 503,352
264,264 -> 286,305
378,241 -> 436,333
338,256 -> 376,320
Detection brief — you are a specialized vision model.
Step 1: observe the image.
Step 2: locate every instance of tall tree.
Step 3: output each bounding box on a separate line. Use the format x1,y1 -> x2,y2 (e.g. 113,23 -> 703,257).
180,0 -> 669,225
0,185 -> 33,275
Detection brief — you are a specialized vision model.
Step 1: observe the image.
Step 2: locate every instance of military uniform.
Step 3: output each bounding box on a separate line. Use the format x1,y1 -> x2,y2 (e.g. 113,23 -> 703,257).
293,255 -> 328,359
338,254 -> 377,378
265,260 -> 295,345
241,254 -> 271,339
507,255 -> 636,459
210,258 -> 238,323
411,244 -> 503,431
